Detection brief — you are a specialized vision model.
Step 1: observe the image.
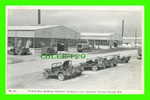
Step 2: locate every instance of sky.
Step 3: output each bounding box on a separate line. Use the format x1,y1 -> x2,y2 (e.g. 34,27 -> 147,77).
7,7 -> 143,37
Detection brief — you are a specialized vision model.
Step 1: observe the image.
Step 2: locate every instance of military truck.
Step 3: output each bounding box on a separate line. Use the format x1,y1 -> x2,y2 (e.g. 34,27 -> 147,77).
102,55 -> 118,68
41,47 -> 57,55
8,47 -> 31,55
80,57 -> 106,71
77,43 -> 90,52
116,55 -> 131,63
137,47 -> 142,60
8,47 -> 18,55
43,60 -> 84,81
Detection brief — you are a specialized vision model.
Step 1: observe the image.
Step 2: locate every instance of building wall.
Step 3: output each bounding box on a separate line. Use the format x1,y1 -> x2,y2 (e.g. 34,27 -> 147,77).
8,37 -> 34,48
8,30 -> 35,48
80,33 -> 121,49
7,26 -> 80,54
33,26 -> 80,51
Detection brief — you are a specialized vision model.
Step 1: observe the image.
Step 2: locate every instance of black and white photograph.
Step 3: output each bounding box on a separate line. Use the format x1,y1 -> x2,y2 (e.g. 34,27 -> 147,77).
6,6 -> 144,94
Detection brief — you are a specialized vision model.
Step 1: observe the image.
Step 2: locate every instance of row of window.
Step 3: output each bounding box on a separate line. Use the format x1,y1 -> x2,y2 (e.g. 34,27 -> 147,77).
88,40 -> 110,45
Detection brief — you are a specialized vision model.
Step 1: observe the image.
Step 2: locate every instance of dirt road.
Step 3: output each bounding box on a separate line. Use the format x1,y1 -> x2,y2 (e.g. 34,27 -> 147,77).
7,50 -> 143,91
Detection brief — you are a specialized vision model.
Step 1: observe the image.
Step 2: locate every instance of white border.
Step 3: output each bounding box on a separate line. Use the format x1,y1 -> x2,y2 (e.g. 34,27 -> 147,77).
6,6 -> 144,94
7,6 -> 143,11
6,89 -> 144,94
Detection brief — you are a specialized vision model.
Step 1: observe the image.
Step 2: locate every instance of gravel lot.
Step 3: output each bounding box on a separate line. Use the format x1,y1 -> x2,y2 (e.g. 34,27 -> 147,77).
7,50 -> 143,91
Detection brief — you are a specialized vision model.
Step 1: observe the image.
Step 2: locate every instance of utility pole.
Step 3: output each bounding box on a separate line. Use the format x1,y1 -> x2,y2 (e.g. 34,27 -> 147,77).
38,9 -> 41,24
120,19 -> 125,46
135,30 -> 137,48
122,20 -> 124,39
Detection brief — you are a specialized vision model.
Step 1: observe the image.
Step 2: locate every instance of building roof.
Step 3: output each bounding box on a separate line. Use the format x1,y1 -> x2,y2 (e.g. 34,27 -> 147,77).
80,32 -> 120,40
81,32 -> 114,36
8,25 -> 60,31
123,37 -> 142,40
8,25 -> 80,39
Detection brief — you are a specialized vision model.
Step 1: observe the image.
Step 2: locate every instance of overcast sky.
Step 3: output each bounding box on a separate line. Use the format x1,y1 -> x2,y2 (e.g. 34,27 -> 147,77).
7,7 -> 143,37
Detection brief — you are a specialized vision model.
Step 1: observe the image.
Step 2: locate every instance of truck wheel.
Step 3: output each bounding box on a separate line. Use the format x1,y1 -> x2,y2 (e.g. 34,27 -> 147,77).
114,63 -> 117,66
43,72 -> 49,79
92,66 -> 98,71
125,60 -> 129,63
57,73 -> 65,81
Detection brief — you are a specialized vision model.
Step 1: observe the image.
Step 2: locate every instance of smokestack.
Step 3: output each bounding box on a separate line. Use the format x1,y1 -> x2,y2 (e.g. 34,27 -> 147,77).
38,9 -> 41,24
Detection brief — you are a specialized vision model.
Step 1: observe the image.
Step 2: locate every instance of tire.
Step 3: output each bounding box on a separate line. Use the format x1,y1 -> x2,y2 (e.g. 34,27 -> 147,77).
43,72 -> 49,79
114,61 -> 118,66
57,73 -> 65,81
125,60 -> 129,63
92,66 -> 98,71
114,63 -> 117,66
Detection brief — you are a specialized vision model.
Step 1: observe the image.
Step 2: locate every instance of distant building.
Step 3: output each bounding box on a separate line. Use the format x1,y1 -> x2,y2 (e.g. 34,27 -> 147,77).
122,37 -> 142,47
80,32 -> 122,49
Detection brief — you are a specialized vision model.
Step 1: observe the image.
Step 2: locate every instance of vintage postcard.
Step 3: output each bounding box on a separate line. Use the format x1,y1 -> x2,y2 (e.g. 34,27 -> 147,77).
6,6 -> 144,94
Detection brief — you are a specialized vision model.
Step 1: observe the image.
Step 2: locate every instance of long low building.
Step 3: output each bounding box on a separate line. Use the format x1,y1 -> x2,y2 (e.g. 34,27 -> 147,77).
80,32 -> 122,49
8,25 -> 80,54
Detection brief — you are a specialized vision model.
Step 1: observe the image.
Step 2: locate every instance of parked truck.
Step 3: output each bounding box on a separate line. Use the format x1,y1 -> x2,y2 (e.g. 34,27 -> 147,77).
102,55 -> 118,68
41,47 -> 57,55
8,47 -> 31,55
80,57 -> 106,71
77,43 -> 90,52
116,55 -> 131,63
137,47 -> 142,60
43,60 -> 84,81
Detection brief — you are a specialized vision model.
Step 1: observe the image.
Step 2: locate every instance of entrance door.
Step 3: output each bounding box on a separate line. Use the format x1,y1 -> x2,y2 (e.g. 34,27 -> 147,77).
57,39 -> 68,51
57,42 -> 65,51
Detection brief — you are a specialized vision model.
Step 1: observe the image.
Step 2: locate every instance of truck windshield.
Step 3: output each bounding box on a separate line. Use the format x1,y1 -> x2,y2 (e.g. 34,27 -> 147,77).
52,62 -> 62,67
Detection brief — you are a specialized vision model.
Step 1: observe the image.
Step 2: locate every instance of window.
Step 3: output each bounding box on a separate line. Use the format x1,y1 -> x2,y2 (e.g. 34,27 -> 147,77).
34,38 -> 50,48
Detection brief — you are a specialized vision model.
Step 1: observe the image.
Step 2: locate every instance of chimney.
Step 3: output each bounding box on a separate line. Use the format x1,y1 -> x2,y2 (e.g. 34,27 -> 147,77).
38,9 -> 41,24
